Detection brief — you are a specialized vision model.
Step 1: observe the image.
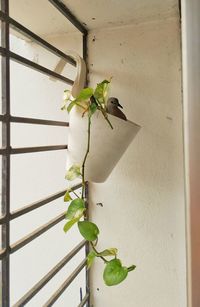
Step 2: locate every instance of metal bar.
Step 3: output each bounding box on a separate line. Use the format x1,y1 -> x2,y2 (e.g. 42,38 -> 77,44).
10,116 -> 69,127
0,248 -> 7,260
48,0 -> 87,35
0,11 -> 76,66
78,293 -> 90,307
1,0 -> 10,305
0,114 -> 69,127
0,148 -> 7,155
10,144 -> 68,154
10,183 -> 82,221
0,214 -> 6,224
10,212 -> 66,253
0,47 -> 74,85
13,240 -> 86,307
84,182 -> 90,307
43,259 -> 87,307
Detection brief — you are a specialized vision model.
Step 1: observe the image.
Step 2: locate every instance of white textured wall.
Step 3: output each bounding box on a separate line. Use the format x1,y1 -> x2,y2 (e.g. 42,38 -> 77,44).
88,18 -> 186,307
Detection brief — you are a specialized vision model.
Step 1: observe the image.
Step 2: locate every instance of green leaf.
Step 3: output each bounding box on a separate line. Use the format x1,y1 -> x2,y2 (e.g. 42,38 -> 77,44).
65,164 -> 81,181
94,80 -> 110,104
78,221 -> 99,241
87,251 -> 97,268
98,248 -> 118,257
63,213 -> 83,233
67,101 -> 76,113
103,259 -> 128,286
89,102 -> 97,116
75,88 -> 93,102
66,198 -> 85,220
64,190 -> 72,202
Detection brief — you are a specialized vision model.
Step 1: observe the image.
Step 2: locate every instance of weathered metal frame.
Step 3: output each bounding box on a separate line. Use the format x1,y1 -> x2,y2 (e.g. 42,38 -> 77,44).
0,0 -> 90,306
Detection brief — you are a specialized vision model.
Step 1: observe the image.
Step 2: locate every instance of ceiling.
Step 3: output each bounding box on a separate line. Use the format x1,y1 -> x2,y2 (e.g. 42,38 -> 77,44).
62,0 -> 179,30
9,0 -> 179,37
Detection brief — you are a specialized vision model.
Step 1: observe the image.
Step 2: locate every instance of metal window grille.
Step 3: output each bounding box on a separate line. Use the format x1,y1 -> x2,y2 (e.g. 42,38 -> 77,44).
0,0 -> 90,306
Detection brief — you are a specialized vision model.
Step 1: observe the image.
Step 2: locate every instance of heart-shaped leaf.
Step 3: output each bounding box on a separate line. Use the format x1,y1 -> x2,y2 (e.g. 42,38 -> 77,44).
64,189 -> 72,202
103,259 -> 128,286
98,248 -> 118,257
87,251 -> 97,268
67,101 -> 76,113
78,221 -> 99,241
94,80 -> 110,104
89,102 -> 97,116
63,209 -> 84,233
65,198 -> 85,220
75,88 -> 93,102
65,164 -> 81,181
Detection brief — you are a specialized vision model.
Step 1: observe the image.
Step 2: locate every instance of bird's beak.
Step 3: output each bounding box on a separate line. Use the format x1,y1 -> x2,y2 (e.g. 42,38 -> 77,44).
118,102 -> 123,109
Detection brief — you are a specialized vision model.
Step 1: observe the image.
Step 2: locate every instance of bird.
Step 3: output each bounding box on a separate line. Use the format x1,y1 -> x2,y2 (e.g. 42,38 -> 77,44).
106,97 -> 127,121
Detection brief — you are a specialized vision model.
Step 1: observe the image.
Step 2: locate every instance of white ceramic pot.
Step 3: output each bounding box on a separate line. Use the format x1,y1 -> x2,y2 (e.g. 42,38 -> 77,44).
67,107 -> 141,183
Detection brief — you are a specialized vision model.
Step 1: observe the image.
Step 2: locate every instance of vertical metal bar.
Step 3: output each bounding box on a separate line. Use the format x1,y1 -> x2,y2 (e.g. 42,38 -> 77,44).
85,182 -> 90,307
1,0 -> 10,306
83,33 -> 88,88
83,28 -> 90,307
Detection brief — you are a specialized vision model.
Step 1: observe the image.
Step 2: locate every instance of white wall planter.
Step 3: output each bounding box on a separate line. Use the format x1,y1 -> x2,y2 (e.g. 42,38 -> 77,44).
67,107 -> 141,183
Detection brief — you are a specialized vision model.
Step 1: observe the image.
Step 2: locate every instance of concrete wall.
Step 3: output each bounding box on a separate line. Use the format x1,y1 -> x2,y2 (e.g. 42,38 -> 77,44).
88,17 -> 186,307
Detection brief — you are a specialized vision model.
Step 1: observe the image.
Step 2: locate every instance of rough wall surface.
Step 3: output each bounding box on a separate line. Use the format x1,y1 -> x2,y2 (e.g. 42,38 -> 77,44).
88,18 -> 186,307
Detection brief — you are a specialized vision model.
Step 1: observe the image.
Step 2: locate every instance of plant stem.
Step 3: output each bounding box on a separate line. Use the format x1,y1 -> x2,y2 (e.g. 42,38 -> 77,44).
90,96 -> 113,129
90,241 -> 108,263
81,115 -> 91,199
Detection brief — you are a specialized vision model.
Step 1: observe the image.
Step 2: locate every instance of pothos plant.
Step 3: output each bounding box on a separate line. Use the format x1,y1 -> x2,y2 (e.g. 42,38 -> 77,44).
61,79 -> 136,286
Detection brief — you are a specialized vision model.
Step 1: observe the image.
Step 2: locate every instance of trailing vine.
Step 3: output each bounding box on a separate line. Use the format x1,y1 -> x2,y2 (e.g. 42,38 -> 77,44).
62,80 -> 136,286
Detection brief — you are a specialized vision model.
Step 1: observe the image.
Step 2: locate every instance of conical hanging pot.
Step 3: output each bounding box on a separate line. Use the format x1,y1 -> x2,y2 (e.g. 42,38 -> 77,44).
67,106 -> 141,183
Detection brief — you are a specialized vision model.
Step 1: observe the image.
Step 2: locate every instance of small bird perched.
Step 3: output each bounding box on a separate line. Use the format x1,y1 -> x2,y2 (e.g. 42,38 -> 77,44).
106,97 -> 127,121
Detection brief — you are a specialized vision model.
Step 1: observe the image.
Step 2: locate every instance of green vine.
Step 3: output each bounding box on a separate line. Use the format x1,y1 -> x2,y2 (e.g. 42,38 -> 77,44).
62,80 -> 136,286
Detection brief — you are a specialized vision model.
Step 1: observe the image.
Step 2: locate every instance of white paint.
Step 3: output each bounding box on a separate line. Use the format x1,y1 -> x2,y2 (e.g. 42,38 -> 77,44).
9,0 -> 78,36
181,0 -> 200,306
68,107 -> 140,182
63,0 -> 178,29
88,18 -> 186,307
10,0 -> 178,34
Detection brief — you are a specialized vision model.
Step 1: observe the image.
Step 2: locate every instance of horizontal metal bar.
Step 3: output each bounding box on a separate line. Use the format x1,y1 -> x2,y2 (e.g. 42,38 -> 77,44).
10,183 -> 82,221
0,214 -> 6,224
0,114 -> 69,126
0,47 -> 74,85
10,116 -> 69,127
13,240 -> 86,307
0,145 -> 68,155
10,144 -> 68,154
10,212 -> 66,253
48,0 -> 87,35
0,11 -> 76,66
43,259 -> 87,307
78,293 -> 90,307
0,248 -> 7,260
